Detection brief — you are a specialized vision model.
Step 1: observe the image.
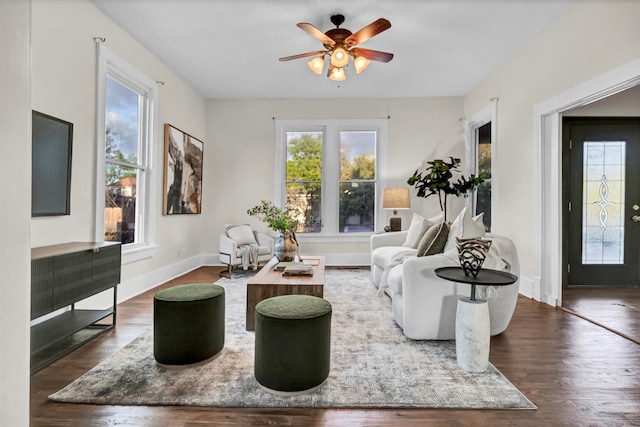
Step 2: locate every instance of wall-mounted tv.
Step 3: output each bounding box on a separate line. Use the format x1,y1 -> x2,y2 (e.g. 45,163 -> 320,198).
32,111 -> 73,217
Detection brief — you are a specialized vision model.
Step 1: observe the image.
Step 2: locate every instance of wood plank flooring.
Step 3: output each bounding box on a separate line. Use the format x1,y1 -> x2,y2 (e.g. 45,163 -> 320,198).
30,267 -> 640,426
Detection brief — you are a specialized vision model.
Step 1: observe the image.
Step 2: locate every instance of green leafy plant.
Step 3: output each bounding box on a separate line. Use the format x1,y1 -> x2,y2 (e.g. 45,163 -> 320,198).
247,200 -> 298,233
407,157 -> 485,221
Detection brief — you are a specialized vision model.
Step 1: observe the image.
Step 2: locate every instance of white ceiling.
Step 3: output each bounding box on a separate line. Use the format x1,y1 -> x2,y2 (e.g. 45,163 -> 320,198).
91,0 -> 580,99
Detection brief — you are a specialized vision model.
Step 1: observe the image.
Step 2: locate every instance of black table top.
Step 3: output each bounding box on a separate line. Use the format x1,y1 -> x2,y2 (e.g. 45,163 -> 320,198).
434,266 -> 518,286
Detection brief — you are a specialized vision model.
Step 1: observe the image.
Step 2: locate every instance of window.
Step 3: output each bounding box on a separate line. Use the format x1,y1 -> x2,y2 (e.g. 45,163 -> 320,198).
276,120 -> 387,239
466,102 -> 496,232
95,44 -> 157,263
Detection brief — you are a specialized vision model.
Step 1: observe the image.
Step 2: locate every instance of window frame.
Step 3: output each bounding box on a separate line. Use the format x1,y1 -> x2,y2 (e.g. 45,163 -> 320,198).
95,43 -> 158,263
465,102 -> 497,232
275,119 -> 388,243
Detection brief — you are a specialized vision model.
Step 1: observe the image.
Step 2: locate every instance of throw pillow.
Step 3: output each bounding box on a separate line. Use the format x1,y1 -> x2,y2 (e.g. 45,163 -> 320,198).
416,222 -> 449,257
443,207 -> 486,252
402,212 -> 431,248
226,224 -> 258,246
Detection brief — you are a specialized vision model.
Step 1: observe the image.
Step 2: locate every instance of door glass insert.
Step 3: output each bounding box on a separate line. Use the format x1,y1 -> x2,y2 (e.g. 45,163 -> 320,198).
582,141 -> 625,264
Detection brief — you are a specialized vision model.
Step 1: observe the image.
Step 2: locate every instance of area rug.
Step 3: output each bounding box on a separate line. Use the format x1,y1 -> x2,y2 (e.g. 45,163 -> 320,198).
49,268 -> 535,409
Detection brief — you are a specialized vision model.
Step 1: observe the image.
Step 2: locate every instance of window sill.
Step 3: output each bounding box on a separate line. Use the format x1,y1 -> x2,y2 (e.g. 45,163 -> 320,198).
121,243 -> 158,264
296,234 -> 373,244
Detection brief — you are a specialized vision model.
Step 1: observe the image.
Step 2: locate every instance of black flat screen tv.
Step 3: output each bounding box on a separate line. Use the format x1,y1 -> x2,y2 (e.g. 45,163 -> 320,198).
32,110 -> 73,216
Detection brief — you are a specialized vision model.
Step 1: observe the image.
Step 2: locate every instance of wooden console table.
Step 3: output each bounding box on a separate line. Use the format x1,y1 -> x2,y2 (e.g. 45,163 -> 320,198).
30,241 -> 121,374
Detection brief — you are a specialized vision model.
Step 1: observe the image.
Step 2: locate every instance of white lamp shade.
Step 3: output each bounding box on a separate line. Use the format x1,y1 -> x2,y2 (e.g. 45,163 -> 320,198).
330,47 -> 349,68
329,67 -> 346,81
354,56 -> 371,74
307,56 -> 324,75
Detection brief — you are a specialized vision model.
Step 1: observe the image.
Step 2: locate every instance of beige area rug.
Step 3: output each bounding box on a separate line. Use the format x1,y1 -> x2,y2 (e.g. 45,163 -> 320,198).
49,269 -> 536,409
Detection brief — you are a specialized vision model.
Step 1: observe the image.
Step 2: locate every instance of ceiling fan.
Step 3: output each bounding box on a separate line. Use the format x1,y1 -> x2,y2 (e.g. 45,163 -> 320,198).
279,14 -> 394,81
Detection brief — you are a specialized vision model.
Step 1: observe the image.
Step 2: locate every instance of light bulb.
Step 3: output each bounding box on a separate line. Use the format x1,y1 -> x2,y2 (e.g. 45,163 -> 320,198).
330,47 -> 349,68
307,56 -> 324,75
354,56 -> 370,74
330,67 -> 346,81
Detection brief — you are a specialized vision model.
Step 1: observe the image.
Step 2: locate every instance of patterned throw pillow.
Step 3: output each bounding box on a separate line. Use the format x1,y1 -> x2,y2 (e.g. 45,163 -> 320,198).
416,222 -> 449,257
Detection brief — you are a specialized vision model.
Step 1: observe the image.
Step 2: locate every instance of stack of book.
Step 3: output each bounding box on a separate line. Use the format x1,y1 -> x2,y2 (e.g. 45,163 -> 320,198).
280,262 -> 314,276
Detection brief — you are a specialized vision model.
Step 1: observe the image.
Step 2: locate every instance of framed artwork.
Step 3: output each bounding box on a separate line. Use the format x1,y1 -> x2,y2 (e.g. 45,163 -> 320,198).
32,110 -> 73,217
163,124 -> 204,215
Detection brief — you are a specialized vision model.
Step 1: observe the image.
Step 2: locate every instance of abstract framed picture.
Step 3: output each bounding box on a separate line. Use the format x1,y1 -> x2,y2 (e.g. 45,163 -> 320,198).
163,124 -> 204,215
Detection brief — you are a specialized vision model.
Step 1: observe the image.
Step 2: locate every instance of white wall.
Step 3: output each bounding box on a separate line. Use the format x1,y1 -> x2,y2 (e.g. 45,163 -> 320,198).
463,0 -> 640,297
0,0 -> 31,424
205,97 -> 464,261
30,0 -> 207,301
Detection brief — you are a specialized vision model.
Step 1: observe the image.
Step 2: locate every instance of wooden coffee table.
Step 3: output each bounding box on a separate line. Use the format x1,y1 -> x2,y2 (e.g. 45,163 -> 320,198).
246,255 -> 325,331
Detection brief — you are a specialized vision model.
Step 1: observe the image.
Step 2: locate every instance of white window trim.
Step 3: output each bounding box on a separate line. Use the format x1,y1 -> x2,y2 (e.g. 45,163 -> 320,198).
95,43 -> 157,263
275,119 -> 388,243
465,101 -> 497,232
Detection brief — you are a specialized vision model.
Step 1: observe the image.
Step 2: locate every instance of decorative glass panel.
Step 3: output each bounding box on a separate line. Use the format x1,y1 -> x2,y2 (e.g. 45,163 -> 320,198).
581,141 -> 625,264
286,132 -> 322,233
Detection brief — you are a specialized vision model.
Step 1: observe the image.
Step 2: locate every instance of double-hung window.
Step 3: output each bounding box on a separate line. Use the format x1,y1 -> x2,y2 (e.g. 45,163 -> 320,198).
95,44 -> 157,263
275,119 -> 387,239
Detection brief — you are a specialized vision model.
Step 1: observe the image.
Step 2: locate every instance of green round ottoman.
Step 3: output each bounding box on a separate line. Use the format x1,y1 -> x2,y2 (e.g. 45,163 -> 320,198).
154,283 -> 225,366
254,294 -> 332,394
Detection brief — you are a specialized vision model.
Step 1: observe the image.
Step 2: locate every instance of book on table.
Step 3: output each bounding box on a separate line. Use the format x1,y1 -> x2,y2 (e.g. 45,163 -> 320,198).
282,264 -> 314,276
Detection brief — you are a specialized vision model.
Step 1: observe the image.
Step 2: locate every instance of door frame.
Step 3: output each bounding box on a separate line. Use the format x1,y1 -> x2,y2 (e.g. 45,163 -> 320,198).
534,58 -> 640,307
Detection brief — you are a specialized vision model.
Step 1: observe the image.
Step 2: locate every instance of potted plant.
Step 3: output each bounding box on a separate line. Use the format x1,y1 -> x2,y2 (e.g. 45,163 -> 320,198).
407,157 -> 485,221
247,200 -> 299,261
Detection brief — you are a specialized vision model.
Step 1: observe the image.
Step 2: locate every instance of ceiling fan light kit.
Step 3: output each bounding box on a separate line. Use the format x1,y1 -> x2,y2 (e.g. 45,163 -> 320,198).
280,14 -> 393,81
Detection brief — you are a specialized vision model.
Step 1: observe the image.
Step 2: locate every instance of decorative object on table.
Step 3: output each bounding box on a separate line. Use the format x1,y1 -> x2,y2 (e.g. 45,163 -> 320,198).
456,236 -> 492,277
163,124 -> 204,215
407,157 -> 485,221
247,200 -> 300,262
382,188 -> 411,231
282,264 -> 313,276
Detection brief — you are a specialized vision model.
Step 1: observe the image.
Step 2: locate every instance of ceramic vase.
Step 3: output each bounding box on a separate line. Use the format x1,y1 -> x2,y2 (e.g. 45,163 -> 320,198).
456,237 -> 492,277
274,230 -> 299,262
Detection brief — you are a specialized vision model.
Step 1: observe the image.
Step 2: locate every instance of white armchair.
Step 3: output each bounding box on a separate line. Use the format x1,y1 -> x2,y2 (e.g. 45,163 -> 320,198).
219,225 -> 274,277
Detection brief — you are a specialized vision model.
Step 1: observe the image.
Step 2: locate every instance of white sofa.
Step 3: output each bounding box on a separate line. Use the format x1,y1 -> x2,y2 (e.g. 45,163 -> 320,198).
370,208 -> 520,340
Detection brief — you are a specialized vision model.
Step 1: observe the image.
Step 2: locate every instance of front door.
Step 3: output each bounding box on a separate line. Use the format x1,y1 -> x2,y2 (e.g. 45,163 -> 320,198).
565,117 -> 640,287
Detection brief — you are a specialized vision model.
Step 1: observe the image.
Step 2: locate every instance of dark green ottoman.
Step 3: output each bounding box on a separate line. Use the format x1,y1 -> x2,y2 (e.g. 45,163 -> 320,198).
154,283 -> 225,366
254,294 -> 332,394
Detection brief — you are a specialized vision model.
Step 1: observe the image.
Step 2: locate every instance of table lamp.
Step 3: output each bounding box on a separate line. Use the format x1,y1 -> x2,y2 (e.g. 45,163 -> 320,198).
382,188 -> 411,231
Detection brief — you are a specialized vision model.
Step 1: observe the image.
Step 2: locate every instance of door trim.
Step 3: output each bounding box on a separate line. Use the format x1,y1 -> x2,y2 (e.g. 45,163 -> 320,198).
534,57 -> 640,306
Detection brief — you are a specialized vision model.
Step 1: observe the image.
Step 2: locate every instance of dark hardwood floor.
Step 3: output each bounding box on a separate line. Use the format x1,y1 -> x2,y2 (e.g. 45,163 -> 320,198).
563,287 -> 640,344
30,267 -> 640,426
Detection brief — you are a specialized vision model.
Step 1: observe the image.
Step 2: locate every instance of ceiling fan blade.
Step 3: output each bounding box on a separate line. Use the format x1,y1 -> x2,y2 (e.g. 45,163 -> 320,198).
352,48 -> 394,63
279,50 -> 327,62
297,23 -> 335,46
345,18 -> 391,46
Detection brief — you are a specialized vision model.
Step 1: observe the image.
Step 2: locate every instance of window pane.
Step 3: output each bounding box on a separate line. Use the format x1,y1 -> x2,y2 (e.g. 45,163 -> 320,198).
286,131 -> 322,233
105,77 -> 139,164
286,182 -> 322,233
340,131 -> 376,179
286,132 -> 322,181
339,182 -> 375,232
476,122 -> 492,231
581,141 -> 625,264
105,164 -> 137,244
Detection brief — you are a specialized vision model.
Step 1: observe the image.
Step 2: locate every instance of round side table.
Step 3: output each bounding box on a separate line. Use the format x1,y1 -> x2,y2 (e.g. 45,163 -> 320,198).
434,267 -> 518,372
